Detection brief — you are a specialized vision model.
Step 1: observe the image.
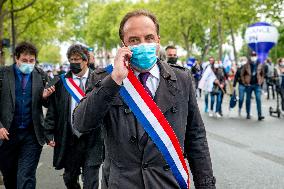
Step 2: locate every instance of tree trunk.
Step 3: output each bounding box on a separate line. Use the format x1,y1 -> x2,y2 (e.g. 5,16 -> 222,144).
201,37 -> 212,63
218,19 -> 223,61
182,33 -> 190,60
0,13 -> 5,65
227,17 -> 238,64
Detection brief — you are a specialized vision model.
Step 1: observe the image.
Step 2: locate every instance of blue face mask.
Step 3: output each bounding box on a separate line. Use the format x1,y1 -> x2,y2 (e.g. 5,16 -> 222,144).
130,43 -> 157,71
18,63 -> 35,74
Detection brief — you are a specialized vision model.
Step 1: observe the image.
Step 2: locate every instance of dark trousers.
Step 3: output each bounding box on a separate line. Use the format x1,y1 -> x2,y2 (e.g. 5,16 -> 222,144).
266,79 -> 275,99
63,135 -> 100,189
246,84 -> 262,117
0,128 -> 42,189
280,87 -> 284,111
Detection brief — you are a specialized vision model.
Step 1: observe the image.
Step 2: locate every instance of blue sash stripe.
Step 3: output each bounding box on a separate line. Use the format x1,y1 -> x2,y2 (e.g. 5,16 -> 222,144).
60,74 -> 81,103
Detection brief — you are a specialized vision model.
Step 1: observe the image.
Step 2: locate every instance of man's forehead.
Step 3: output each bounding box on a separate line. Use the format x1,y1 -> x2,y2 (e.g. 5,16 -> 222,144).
123,15 -> 157,35
167,49 -> 177,53
19,53 -> 35,59
70,53 -> 82,58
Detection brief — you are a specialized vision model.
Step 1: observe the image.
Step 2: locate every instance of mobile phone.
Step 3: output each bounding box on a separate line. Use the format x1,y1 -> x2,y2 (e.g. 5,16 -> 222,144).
45,76 -> 60,89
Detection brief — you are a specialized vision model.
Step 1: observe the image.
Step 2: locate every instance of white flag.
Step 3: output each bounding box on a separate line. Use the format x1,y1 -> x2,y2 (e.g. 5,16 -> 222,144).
198,66 -> 217,92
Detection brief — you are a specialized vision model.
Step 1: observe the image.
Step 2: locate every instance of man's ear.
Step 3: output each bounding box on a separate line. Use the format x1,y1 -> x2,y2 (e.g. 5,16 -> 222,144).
121,40 -> 126,47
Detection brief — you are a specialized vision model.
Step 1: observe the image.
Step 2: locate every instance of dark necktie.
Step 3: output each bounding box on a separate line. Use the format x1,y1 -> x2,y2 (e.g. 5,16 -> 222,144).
72,77 -> 85,138
75,77 -> 85,107
138,72 -> 152,98
78,77 -> 85,92
21,74 -> 28,90
137,72 -> 152,147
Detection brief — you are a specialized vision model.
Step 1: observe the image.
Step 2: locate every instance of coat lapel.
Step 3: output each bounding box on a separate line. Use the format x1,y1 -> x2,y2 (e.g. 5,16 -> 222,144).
64,72 -> 73,124
32,67 -> 43,110
7,65 -> 16,108
154,61 -> 179,114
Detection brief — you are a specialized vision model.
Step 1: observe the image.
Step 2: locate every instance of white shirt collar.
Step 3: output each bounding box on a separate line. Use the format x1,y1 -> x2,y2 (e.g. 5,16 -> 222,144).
134,64 -> 160,79
72,68 -> 89,79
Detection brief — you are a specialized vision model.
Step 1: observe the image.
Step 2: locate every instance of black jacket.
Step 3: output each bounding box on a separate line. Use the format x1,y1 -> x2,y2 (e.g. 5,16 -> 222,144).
0,65 -> 49,146
44,71 -> 103,169
73,61 -> 216,189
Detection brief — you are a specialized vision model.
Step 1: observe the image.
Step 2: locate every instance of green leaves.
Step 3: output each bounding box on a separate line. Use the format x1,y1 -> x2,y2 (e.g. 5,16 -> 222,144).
1,0 -> 283,63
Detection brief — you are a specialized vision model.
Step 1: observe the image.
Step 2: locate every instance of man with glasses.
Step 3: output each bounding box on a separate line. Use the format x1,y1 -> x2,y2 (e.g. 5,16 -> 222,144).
0,42 -> 54,189
44,44 -> 103,189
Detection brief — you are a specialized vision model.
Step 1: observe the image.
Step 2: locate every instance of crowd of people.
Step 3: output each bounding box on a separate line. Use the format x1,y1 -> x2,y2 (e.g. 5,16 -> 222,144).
187,52 -> 284,121
1,8 -> 284,189
0,10 -> 216,189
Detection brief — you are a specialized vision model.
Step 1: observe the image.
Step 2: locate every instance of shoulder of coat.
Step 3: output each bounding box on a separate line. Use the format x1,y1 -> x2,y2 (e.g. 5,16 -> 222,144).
94,68 -> 107,74
169,63 -> 187,71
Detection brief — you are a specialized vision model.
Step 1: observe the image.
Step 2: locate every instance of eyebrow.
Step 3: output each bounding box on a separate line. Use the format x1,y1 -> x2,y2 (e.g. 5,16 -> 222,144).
145,34 -> 155,38
128,36 -> 139,40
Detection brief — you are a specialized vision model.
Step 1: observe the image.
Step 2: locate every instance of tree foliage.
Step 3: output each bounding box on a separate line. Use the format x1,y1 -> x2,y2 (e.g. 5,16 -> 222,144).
1,0 -> 284,64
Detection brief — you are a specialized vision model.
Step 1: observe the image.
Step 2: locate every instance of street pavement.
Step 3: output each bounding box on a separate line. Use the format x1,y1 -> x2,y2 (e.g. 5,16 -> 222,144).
1,93 -> 283,189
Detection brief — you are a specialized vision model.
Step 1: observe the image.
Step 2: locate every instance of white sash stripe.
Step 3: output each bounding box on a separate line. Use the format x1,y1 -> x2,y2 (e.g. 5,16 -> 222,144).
124,78 -> 188,182
66,79 -> 84,100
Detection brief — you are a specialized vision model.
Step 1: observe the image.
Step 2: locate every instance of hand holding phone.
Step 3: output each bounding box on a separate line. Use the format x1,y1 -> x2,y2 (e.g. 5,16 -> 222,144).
111,47 -> 132,85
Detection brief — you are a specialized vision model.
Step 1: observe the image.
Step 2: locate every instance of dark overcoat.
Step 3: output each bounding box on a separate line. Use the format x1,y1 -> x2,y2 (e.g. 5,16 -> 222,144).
73,61 -> 216,189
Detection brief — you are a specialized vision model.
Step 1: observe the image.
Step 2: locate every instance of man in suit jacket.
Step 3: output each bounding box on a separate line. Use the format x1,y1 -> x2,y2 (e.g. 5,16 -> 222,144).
44,44 -> 103,189
73,10 -> 215,189
0,42 -> 54,189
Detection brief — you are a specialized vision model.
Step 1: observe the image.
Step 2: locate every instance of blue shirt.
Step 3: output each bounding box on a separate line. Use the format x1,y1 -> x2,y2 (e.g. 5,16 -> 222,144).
14,64 -> 31,86
13,64 -> 32,129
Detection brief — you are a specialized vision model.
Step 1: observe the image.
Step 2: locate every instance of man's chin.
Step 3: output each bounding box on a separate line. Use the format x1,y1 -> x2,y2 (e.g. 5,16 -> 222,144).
130,64 -> 155,73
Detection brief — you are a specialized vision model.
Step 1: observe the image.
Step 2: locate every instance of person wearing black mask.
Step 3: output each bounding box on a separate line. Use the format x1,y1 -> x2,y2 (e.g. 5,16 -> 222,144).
87,47 -> 96,70
241,51 -> 265,121
44,44 -> 103,189
165,45 -> 178,64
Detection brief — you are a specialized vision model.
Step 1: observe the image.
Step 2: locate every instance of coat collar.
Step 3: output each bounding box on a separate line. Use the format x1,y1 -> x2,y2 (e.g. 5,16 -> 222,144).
7,65 -> 15,107
154,60 -> 180,113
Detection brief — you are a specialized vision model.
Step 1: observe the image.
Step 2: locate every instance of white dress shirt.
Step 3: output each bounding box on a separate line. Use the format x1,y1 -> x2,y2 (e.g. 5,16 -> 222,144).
134,64 -> 160,97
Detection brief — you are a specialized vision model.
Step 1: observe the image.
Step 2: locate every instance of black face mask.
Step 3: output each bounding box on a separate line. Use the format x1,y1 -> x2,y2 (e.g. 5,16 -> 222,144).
70,63 -> 82,74
167,57 -> 178,64
89,63 -> 95,70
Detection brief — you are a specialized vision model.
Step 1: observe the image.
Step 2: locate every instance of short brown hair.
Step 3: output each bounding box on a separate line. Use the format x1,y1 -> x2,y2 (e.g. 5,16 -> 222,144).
119,9 -> 159,41
165,45 -> 176,51
67,44 -> 89,62
15,42 -> 38,59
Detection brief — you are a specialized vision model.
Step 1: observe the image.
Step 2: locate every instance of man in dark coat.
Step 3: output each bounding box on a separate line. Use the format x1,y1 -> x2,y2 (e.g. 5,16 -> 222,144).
73,10 -> 215,189
44,44 -> 103,189
0,42 -> 54,189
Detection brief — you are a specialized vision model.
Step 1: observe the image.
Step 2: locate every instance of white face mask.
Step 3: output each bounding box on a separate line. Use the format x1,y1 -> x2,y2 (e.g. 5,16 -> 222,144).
18,62 -> 35,74
251,56 -> 257,62
214,64 -> 219,69
241,61 -> 246,66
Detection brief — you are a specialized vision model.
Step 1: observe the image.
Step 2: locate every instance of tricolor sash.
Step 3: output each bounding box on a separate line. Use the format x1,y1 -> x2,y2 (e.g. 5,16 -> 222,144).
60,74 -> 86,103
105,65 -> 190,189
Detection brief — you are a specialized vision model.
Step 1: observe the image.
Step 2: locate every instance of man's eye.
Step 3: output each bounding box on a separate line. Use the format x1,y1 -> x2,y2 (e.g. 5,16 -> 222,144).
130,38 -> 139,43
146,36 -> 154,41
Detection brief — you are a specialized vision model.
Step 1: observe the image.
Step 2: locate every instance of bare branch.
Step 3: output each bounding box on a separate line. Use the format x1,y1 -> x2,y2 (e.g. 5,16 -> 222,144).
17,12 -> 48,35
12,0 -> 36,13
0,0 -> 8,9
